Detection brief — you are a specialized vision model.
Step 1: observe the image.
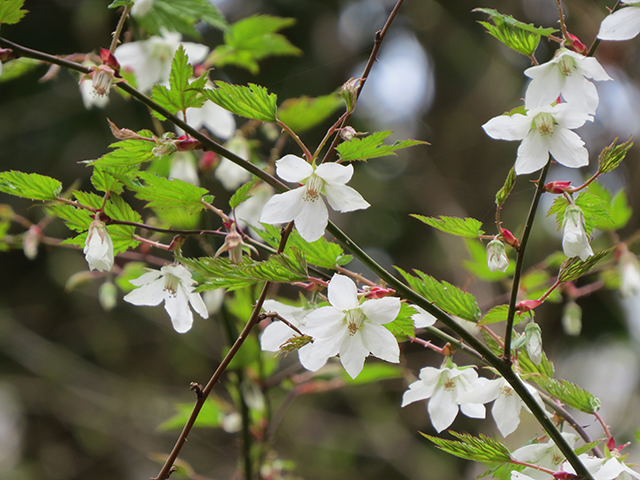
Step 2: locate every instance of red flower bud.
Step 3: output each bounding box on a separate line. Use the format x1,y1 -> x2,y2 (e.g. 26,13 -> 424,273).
566,33 -> 588,55
553,472 -> 580,480
176,135 -> 202,151
199,151 -> 217,171
516,300 -> 542,312
501,228 -> 520,248
100,48 -> 121,74
544,180 -> 572,194
363,286 -> 396,299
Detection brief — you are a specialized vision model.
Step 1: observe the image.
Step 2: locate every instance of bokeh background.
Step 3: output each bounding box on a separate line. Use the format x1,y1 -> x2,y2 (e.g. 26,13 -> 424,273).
1,0 -> 640,479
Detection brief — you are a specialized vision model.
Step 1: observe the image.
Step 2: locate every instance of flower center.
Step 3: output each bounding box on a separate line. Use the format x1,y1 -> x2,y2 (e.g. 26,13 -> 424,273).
500,385 -> 513,397
345,308 -> 365,336
303,174 -> 324,202
558,55 -> 575,76
92,68 -> 114,96
534,112 -> 555,136
164,273 -> 180,297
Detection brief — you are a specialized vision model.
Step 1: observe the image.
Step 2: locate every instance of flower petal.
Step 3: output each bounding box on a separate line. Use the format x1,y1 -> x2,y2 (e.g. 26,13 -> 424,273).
188,290 -> 209,319
598,6 -> 640,41
457,377 -> 503,404
524,65 -> 564,110
323,184 -> 370,213
164,288 -> 194,333
302,306 -> 346,338
561,74 -> 599,115
411,305 -> 436,328
298,343 -> 330,371
482,113 -> 532,141
129,270 -> 163,286
123,277 -> 166,306
515,131 -> 550,175
360,297 -> 401,325
460,402 -> 486,419
574,55 -> 612,82
261,321 -> 297,351
339,332 -> 369,379
361,323 -> 399,363
181,42 -> 210,64
314,162 -> 353,185
429,383 -> 460,433
401,380 -> 433,407
294,195 -> 329,242
275,155 -> 313,183
492,388 -> 522,436
260,187 -> 305,224
548,128 -> 589,169
327,274 -> 360,311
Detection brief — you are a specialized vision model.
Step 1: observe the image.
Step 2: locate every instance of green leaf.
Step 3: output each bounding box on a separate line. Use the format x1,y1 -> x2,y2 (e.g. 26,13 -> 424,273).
396,267 -> 481,321
589,182 -> 632,231
539,378 -> 601,414
90,130 -> 157,167
0,57 -> 40,82
132,171 -> 212,214
201,81 -> 277,122
229,179 -> 256,209
598,137 -> 633,174
422,431 -> 512,463
108,0 -> 132,8
474,8 -> 557,56
255,223 -> 351,269
115,262 -> 147,293
0,171 -> 62,200
495,167 -> 516,207
154,206 -> 202,230
277,93 -> 344,133
91,164 -> 140,195
413,215 -> 484,238
0,0 -> 27,24
548,192 -> 611,236
463,239 -> 513,281
336,131 -> 428,162
558,248 -> 614,283
344,363 -> 403,385
207,14 -> 301,74
519,346 -> 555,380
384,303 -> 416,341
478,305 -> 509,326
574,441 -> 603,456
158,397 -> 225,431
134,0 -> 227,38
151,45 -> 208,119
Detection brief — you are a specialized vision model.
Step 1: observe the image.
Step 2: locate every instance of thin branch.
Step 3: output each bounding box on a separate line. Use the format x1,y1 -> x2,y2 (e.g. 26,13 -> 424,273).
108,4 -> 132,53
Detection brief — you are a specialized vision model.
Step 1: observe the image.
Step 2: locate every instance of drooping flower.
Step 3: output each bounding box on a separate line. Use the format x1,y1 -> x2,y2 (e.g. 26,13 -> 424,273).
618,247 -> 640,298
123,264 -> 209,333
301,274 -> 400,379
84,220 -> 114,272
79,77 -> 110,109
457,374 -> 544,437
177,100 -> 236,140
169,152 -> 200,185
483,103 -> 591,175
216,135 -> 252,191
562,205 -> 593,261
598,2 -> 640,41
563,454 -> 640,480
114,30 -> 208,92
525,321 -> 543,366
524,49 -> 612,115
401,362 -> 486,433
487,238 -> 509,272
260,155 -> 370,242
512,433 -> 578,479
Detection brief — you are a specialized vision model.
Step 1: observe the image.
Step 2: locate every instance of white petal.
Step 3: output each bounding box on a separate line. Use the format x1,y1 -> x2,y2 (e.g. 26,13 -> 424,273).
261,321 -> 297,351
275,155 -> 313,183
181,42 -> 210,64
123,277 -> 166,306
411,305 -> 436,328
492,389 -> 522,436
327,274 -> 360,310
188,290 -> 209,319
548,128 -> 589,169
314,162 -> 353,185
164,288 -> 194,333
561,74 -> 599,115
553,103 -> 592,129
129,269 -> 163,286
515,131 -> 550,175
460,402 -> 486,419
163,264 -> 195,286
524,65 -> 564,110
323,184 -> 370,212
574,55 -> 612,82
482,113 -> 532,141
457,377 -> 503,404
361,323 -> 399,363
302,306 -> 346,338
309,327 -> 346,359
298,343 -> 330,371
339,332 -> 369,379
401,380 -> 434,407
215,158 -> 252,191
360,297 -> 401,325
260,187 -> 305,224
429,383 -> 460,433
598,7 -> 640,41
294,195 -> 328,242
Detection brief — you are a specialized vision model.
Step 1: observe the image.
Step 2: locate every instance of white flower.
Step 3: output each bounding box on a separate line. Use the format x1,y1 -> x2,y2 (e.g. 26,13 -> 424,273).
598,2 -> 640,41
457,375 -> 544,437
564,454 -> 640,480
83,220 -> 114,272
234,183 -> 275,239
487,239 -> 509,272
512,432 -> 578,479
123,264 -> 209,333
524,49 -> 612,115
401,363 -> 486,433
619,248 -> 640,298
482,103 -> 591,175
114,30 -> 208,92
215,135 -> 251,191
411,305 -> 436,329
260,155 -> 370,242
177,101 -> 236,140
562,205 -> 593,261
79,78 -> 110,109
169,152 -> 200,185
525,322 -> 544,366
131,0 -> 153,17
301,274 -> 400,379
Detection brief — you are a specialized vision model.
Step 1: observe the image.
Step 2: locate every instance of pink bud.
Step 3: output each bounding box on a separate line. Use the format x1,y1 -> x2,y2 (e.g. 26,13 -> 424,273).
199,151 -> 217,171
363,286 -> 396,299
607,436 -> 616,452
516,300 -> 542,312
544,180 -> 572,194
168,235 -> 186,252
553,472 -> 580,480
0,48 -> 16,62
566,33 -> 588,55
501,228 -> 520,248
100,48 -> 121,73
176,135 -> 202,151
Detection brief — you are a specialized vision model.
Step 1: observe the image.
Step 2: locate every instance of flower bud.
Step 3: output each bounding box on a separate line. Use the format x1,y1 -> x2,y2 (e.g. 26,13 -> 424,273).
152,139 -> 178,158
100,48 -> 121,74
0,48 -> 16,62
176,135 -> 202,151
84,220 -> 114,272
562,301 -> 582,336
516,299 -> 542,312
23,225 -> 40,260
562,205 -> 593,261
544,180 -> 572,194
566,33 -> 588,55
99,280 -> 118,311
500,228 -> 520,249
340,77 -> 362,113
340,126 -> 357,141
199,151 -> 217,171
363,286 -> 396,299
487,239 -> 509,272
618,246 -> 640,299
525,321 -> 543,365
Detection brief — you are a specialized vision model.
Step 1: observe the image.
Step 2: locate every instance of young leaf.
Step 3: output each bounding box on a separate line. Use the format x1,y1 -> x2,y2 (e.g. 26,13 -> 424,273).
344,363 -> 404,385
277,93 -> 344,133
336,131 -> 427,162
384,303 -> 417,341
201,81 -> 277,123
91,164 -> 140,195
0,57 -> 39,82
158,398 -> 225,431
590,183 -> 632,231
90,130 -> 157,167
132,171 -> 212,214
539,378 -> 601,414
229,179 -> 256,209
207,14 -> 301,74
422,431 -> 512,463
478,305 -> 509,326
396,267 -> 481,321
134,0 -> 227,38
0,171 -> 62,201
0,0 -> 27,24
412,215 -> 484,238
558,248 -> 614,283
495,167 -> 516,207
598,137 -> 633,174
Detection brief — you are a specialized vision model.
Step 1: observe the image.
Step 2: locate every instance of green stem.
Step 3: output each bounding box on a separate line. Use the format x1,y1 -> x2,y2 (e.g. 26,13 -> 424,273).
277,120 -> 312,161
108,4 -> 131,54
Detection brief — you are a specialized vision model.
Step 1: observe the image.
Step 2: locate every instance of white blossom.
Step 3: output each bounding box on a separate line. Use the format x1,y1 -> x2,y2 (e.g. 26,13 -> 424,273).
131,0 -> 153,17
83,220 -> 114,272
301,274 -> 400,379
619,248 -> 640,298
114,30 -> 208,92
524,49 -> 612,115
487,239 -> 509,272
260,155 -> 370,242
512,433 -> 578,479
598,2 -> 640,41
177,100 -> 236,140
234,183 -> 275,239
216,135 -> 252,191
169,152 -> 200,185
564,454 -> 640,480
562,205 -> 593,261
401,363 -> 486,433
79,78 -> 110,109
482,103 -> 591,175
123,264 -> 208,333
411,305 -> 436,329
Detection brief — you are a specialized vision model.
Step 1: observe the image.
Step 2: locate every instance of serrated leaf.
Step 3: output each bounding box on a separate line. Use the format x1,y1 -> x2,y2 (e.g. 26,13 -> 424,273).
539,378 -> 601,413
598,138 -> 633,174
478,305 -> 509,326
0,0 -> 27,24
277,93 -> 344,133
207,14 -> 301,74
396,267 -> 481,321
229,179 -> 256,209
0,171 -> 61,200
132,171 -> 211,214
201,81 -> 277,122
91,164 -> 140,195
151,45 -> 208,119
548,192 -> 611,236
422,431 -> 512,463
590,183 -> 632,231
336,131 -> 427,162
558,248 -> 613,283
384,303 -> 416,341
134,0 -> 227,38
575,441 -> 603,456
0,57 -> 39,82
496,167 -> 516,207
90,130 -> 157,167
413,215 -> 484,238
518,346 -> 555,380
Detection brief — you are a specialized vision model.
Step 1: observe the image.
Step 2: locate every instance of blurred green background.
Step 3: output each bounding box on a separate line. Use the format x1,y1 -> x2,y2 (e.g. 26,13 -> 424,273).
1,0 -> 640,479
